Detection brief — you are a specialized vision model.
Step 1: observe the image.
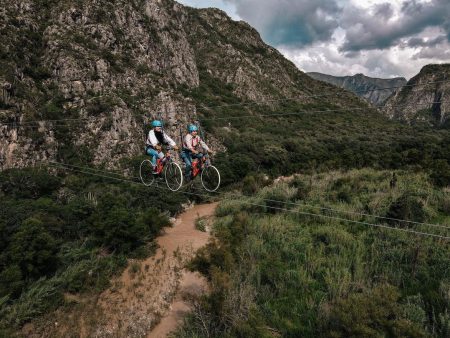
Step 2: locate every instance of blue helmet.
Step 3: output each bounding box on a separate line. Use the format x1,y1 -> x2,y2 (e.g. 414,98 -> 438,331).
152,120 -> 162,128
188,124 -> 198,132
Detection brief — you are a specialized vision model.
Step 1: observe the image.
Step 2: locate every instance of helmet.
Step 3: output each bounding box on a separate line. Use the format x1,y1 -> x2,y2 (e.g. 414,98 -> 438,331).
152,120 -> 162,128
188,124 -> 198,132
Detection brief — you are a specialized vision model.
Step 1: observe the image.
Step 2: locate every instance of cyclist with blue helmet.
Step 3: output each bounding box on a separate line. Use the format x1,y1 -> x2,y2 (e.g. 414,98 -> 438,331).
146,120 -> 178,173
181,124 -> 213,180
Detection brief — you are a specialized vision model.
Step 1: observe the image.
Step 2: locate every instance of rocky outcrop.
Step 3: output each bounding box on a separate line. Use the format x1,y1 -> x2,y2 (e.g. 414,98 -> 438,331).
383,64 -> 450,126
307,72 -> 407,106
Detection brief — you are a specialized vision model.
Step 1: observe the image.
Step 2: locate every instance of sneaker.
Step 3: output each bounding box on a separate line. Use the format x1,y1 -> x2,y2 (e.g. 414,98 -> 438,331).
152,166 -> 158,174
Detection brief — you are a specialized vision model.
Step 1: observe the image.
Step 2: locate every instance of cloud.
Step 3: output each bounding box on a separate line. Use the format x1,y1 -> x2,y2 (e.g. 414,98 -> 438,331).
404,35 -> 447,47
224,0 -> 341,46
412,43 -> 450,60
340,0 -> 450,52
177,0 -> 450,78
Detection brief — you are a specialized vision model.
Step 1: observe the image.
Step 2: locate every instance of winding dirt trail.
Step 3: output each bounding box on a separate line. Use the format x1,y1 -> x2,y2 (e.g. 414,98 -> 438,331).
94,202 -> 217,337
22,203 -> 217,338
148,203 -> 217,337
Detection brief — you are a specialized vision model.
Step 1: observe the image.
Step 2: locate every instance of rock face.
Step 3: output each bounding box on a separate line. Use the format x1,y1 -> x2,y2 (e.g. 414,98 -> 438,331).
383,64 -> 450,126
307,72 -> 407,106
0,0 -> 365,170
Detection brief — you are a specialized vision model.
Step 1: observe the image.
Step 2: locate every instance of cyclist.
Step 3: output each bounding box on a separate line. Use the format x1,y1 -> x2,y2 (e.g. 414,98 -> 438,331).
146,120 -> 178,173
181,124 -> 213,180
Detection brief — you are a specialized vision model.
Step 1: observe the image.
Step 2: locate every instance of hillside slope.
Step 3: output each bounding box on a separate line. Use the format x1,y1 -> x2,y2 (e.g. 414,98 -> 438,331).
307,72 -> 407,106
383,64 -> 450,127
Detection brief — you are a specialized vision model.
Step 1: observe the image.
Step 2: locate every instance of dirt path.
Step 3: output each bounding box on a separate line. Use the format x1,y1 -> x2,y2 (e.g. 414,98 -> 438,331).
93,202 -> 217,337
148,203 -> 215,338
22,203 -> 217,338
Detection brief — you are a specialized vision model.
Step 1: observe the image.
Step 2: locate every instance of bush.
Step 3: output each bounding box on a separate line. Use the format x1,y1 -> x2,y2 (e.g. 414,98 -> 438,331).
385,193 -> 428,226
430,159 -> 450,187
0,278 -> 63,329
8,218 -> 59,281
91,205 -> 169,253
0,168 -> 61,199
326,284 -> 427,337
242,173 -> 270,196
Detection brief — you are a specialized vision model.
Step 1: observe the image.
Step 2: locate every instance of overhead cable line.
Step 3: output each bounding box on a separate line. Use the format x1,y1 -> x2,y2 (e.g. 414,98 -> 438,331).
198,79 -> 450,110
2,99 -> 445,128
205,188 -> 450,230
47,161 -> 450,231
1,78 -> 448,127
47,161 -> 450,240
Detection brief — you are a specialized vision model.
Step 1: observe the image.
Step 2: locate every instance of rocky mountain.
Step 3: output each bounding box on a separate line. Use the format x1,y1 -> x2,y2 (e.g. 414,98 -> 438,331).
0,0 -> 368,170
383,64 -> 450,127
307,72 -> 407,106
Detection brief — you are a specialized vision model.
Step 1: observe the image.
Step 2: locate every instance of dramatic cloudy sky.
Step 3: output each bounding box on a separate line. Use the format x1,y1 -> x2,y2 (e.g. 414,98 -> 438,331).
178,0 -> 450,79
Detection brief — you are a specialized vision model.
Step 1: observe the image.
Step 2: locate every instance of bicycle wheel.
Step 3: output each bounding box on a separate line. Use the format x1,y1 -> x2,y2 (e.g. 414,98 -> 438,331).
164,162 -> 183,191
201,165 -> 221,192
139,159 -> 155,186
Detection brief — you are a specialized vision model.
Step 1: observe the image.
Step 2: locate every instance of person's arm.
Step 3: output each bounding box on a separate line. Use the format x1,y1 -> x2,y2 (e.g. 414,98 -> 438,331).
199,137 -> 210,152
163,132 -> 177,147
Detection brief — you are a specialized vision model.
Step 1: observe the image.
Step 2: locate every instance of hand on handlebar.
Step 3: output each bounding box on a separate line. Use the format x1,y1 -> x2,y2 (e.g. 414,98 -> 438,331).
173,145 -> 179,151
155,145 -> 162,151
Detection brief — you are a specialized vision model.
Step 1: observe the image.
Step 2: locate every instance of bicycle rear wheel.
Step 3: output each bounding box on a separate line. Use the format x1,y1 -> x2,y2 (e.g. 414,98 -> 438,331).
139,159 -> 155,186
164,162 -> 183,191
201,165 -> 221,192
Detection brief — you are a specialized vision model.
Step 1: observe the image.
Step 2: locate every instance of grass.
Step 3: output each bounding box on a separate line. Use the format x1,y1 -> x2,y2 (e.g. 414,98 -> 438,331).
195,215 -> 208,232
178,168 -> 450,337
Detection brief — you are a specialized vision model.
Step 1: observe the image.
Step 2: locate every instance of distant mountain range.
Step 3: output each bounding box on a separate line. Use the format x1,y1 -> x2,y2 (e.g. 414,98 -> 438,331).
307,72 -> 407,106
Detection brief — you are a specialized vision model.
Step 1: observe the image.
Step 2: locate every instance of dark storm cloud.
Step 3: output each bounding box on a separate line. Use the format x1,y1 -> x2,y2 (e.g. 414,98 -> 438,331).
340,0 -> 450,52
224,0 -> 341,46
374,3 -> 394,19
405,35 -> 447,48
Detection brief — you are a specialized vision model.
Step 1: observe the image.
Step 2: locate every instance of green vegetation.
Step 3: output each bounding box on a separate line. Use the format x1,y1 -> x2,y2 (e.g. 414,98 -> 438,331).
178,169 -> 450,337
177,55 -> 450,189
0,167 -> 188,332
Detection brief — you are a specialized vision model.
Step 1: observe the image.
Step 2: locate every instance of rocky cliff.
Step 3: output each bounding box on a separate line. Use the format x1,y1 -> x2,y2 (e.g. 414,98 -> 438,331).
383,64 -> 450,127
0,0 -> 367,170
307,72 -> 407,106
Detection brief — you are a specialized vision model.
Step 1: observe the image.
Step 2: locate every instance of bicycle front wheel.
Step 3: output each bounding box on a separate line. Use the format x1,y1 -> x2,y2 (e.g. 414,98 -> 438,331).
201,165 -> 221,192
164,162 -> 183,191
139,159 -> 155,187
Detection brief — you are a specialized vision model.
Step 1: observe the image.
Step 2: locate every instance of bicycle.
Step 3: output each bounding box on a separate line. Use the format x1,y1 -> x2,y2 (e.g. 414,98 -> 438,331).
139,147 -> 183,191
188,154 -> 221,192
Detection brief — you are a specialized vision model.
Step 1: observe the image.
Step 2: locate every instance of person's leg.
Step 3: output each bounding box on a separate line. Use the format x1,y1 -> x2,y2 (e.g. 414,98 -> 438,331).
193,153 -> 204,169
157,151 -> 164,162
181,151 -> 192,178
146,148 -> 159,167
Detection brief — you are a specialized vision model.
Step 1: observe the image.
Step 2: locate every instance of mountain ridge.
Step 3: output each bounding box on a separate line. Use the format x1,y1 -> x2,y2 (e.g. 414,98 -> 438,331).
307,71 -> 407,105
383,64 -> 450,126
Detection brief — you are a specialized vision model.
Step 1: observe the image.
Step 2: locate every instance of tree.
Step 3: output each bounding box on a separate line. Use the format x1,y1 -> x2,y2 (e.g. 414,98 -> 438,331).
8,218 -> 59,280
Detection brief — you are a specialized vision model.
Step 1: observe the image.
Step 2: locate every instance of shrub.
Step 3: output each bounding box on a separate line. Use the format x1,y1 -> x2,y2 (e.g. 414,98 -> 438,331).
0,168 -> 61,199
326,285 -> 427,338
385,193 -> 428,226
8,218 -> 59,281
91,206 -> 169,253
430,159 -> 450,187
242,173 -> 270,196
